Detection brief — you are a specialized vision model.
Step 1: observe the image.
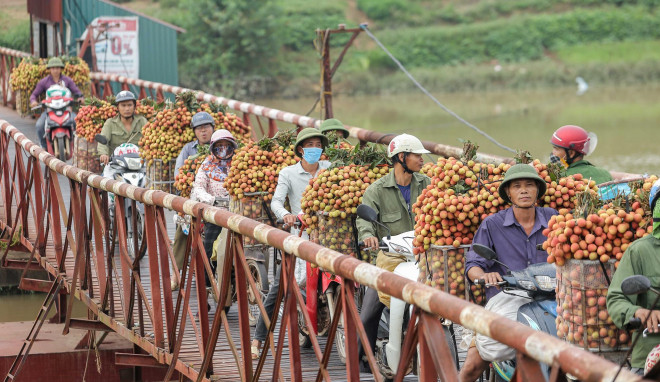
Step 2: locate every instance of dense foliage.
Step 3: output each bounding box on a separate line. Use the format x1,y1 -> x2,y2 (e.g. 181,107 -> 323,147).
176,0 -> 282,95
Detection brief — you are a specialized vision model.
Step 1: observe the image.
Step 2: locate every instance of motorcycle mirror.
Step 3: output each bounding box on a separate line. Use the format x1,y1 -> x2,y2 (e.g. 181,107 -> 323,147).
356,204 -> 378,223
473,244 -> 497,261
621,275 -> 651,296
356,204 -> 391,240
95,134 -> 108,145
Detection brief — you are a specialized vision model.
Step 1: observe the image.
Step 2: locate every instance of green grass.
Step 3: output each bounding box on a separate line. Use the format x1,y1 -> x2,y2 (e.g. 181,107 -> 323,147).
556,40 -> 660,64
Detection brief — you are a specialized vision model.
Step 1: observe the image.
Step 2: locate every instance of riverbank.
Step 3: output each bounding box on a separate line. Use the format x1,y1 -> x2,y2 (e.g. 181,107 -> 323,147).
276,56 -> 660,98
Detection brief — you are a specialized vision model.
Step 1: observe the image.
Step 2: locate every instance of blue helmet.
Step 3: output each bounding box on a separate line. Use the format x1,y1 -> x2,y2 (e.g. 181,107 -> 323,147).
651,179 -> 660,211
191,111 -> 215,129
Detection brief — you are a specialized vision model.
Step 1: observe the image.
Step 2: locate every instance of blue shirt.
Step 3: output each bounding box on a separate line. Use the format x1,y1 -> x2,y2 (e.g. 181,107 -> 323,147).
397,183 -> 411,208
465,206 -> 557,300
174,140 -> 201,175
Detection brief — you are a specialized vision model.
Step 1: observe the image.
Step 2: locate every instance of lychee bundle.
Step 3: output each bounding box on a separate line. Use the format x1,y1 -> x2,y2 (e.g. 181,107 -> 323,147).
173,145 -> 209,198
412,157 -> 512,254
226,130 -> 298,201
302,164 -> 391,261
10,56 -> 90,92
543,205 -> 652,268
74,97 -> 118,142
543,176 -> 657,268
11,56 -> 91,115
555,260 -> 631,351
139,91 -> 251,165
135,97 -> 162,122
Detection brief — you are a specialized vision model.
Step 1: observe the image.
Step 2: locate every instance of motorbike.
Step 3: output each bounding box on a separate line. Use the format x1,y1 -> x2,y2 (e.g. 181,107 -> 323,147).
286,217 -> 362,364
472,244 -> 558,381
31,84 -> 76,161
95,134 -> 146,259
211,197 -> 269,326
355,204 -> 457,379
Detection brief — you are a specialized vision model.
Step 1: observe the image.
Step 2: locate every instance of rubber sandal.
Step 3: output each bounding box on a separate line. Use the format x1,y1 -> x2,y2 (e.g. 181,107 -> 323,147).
251,344 -> 261,360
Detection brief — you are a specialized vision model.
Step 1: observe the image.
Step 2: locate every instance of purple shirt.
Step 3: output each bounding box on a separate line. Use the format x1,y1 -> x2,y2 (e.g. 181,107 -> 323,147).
465,206 -> 557,300
30,75 -> 82,103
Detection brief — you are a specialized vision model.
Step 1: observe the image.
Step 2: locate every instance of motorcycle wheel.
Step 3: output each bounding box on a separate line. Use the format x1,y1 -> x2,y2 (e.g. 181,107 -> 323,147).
334,287 -> 363,364
127,208 -> 145,260
297,304 -> 312,348
54,137 -> 65,162
246,259 -> 268,327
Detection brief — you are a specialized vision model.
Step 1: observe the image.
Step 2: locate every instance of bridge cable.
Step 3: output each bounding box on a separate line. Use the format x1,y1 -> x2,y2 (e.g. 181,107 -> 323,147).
359,24 -> 517,154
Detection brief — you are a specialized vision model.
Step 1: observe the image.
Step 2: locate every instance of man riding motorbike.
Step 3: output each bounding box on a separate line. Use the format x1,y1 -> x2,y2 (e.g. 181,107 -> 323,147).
250,127 -> 331,359
190,128 -> 238,286
549,125 -> 612,185
607,179 -> 660,375
171,111 -> 216,290
459,164 -> 557,382
98,90 -> 147,175
30,57 -> 83,148
355,133 -> 431,373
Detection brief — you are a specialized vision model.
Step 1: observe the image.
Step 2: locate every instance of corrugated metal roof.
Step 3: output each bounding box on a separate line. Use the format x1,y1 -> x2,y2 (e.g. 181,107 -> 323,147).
62,0 -> 179,86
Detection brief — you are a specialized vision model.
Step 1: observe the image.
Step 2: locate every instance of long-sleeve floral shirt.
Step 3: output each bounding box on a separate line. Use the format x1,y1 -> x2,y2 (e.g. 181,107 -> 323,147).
190,155 -> 230,205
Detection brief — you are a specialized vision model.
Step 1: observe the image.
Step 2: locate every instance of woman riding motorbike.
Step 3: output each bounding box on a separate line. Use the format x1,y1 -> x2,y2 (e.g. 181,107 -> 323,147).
190,129 -> 237,285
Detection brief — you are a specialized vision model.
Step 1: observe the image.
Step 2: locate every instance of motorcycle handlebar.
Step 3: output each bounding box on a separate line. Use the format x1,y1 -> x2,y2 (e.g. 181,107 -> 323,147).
276,219 -> 301,228
474,279 -> 507,287
357,241 -> 388,251
628,317 -> 642,329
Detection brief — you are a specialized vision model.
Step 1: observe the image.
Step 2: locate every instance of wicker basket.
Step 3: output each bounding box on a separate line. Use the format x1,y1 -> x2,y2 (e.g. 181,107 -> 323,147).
72,136 -> 101,173
146,159 -> 176,193
229,192 -> 273,247
309,211 -> 360,259
418,244 -> 485,305
556,259 -> 631,356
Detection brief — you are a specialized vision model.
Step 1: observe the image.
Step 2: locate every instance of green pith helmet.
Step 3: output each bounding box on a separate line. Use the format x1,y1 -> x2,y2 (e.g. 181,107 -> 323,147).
498,164 -> 547,204
319,118 -> 349,138
294,128 -> 328,157
46,57 -> 65,69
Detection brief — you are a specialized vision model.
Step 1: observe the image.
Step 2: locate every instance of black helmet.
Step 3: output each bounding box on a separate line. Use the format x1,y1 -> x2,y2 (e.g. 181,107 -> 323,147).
115,90 -> 137,104
191,112 -> 216,129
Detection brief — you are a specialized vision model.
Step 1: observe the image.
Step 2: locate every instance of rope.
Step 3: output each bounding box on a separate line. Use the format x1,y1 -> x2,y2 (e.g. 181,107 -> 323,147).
359,25 -> 517,154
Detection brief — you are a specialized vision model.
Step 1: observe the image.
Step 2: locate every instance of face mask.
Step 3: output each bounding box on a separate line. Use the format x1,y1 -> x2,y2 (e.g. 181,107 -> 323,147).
549,153 -> 568,168
302,147 -> 323,164
213,145 -> 232,159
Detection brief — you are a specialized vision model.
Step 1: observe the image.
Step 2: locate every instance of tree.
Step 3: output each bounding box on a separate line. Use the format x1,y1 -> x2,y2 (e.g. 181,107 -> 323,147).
178,0 -> 282,97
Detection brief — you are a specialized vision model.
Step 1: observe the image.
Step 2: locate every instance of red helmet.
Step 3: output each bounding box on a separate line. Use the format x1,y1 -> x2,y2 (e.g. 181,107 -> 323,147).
550,125 -> 591,155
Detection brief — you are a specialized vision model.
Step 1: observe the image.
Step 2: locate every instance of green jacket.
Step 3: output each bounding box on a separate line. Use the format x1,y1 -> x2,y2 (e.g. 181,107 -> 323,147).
356,171 -> 430,242
607,235 -> 660,368
97,114 -> 148,156
566,159 -> 612,185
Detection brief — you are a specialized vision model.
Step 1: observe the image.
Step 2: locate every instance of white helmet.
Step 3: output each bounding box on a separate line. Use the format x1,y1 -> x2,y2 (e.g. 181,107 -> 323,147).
387,134 -> 430,158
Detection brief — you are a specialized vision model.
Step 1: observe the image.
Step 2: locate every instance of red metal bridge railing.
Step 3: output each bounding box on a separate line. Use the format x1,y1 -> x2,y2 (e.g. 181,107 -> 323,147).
1,116 -> 647,381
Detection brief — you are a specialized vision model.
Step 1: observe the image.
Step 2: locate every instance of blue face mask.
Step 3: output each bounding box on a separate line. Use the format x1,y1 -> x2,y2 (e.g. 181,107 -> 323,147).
302,147 -> 323,164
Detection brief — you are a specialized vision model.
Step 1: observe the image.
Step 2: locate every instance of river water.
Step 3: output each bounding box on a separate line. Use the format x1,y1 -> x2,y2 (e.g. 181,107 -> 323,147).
0,292 -> 87,322
257,85 -> 659,175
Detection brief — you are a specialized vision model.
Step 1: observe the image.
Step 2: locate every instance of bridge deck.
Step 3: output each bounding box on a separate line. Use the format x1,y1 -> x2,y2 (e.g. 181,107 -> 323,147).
0,106 -> 406,381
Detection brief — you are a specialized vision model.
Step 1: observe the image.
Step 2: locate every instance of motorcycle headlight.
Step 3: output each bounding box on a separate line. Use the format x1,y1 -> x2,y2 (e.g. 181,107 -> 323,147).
534,275 -> 557,292
518,280 -> 537,291
125,157 -> 142,170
